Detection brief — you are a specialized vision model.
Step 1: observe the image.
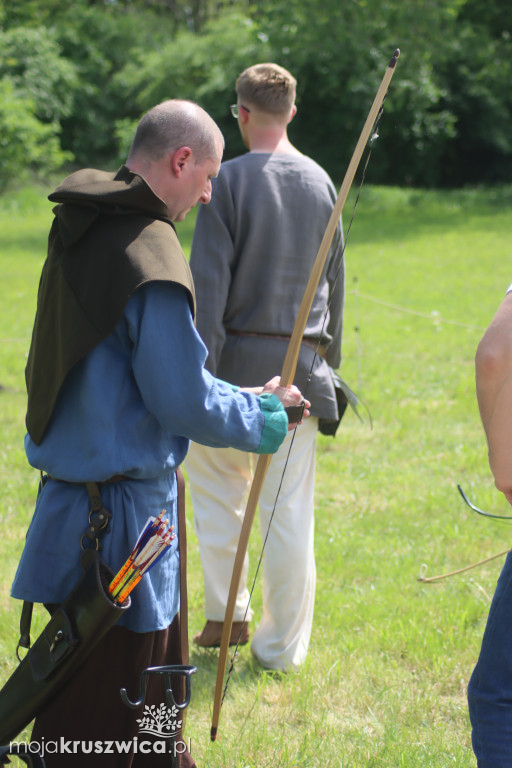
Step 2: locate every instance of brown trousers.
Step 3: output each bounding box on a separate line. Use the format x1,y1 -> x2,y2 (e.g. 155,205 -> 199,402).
30,618 -> 196,767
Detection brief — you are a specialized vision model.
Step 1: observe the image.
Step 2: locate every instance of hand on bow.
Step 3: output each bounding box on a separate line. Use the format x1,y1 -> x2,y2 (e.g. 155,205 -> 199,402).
242,376 -> 310,429
262,376 -> 310,429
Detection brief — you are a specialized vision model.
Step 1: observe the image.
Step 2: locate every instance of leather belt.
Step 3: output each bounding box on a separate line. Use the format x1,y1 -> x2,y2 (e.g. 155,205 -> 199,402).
226,329 -> 327,359
100,474 -> 130,484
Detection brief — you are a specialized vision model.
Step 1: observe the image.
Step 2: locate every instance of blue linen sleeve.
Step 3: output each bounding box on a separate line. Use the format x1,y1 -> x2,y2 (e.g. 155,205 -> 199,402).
125,282 -> 288,454
216,379 -> 240,392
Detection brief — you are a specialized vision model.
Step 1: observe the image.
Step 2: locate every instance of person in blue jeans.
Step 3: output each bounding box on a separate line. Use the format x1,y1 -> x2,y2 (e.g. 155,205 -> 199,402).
468,282 -> 512,767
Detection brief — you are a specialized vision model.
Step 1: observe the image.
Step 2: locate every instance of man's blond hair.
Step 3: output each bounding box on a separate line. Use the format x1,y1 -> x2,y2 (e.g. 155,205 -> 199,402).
235,63 -> 296,116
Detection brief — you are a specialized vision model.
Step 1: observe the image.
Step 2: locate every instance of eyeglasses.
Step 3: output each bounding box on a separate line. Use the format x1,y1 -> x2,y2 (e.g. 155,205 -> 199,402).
230,104 -> 250,119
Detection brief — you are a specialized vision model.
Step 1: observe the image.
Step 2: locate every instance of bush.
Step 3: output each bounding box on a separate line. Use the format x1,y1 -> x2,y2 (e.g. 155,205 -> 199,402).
53,4 -> 177,167
0,26 -> 77,123
112,12 -> 273,164
0,80 -> 71,190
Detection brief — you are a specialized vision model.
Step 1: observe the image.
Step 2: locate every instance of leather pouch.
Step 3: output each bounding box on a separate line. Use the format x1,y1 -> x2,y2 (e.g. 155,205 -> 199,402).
318,368 -> 349,436
318,370 -> 370,436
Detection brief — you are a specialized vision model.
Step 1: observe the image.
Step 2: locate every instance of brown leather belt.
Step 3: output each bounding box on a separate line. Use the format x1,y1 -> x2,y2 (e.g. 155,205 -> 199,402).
99,474 -> 130,484
226,329 -> 327,358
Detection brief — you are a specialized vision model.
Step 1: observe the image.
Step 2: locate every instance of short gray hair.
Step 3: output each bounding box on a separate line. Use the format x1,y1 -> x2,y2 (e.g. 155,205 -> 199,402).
128,99 -> 224,164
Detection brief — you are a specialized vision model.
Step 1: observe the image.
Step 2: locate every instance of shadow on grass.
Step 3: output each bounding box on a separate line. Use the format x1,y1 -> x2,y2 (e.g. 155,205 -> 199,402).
188,643 -> 285,705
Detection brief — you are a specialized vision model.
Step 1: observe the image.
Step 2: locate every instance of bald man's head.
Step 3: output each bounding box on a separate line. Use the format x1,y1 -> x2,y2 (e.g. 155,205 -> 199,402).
127,99 -> 224,169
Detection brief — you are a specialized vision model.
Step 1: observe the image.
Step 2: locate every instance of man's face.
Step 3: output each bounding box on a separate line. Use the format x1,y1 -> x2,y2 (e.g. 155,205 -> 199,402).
173,142 -> 223,222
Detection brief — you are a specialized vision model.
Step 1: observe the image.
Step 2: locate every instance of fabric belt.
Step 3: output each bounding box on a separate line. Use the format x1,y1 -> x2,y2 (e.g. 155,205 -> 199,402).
226,328 -> 327,359
47,473 -> 130,484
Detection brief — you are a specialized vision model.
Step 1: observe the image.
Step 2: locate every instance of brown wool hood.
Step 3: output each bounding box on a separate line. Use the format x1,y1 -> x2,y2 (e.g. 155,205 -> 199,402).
26,166 -> 196,445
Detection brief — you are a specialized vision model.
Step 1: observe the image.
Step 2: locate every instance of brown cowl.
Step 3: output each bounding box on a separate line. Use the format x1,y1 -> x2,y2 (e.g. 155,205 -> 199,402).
25,165 -> 196,445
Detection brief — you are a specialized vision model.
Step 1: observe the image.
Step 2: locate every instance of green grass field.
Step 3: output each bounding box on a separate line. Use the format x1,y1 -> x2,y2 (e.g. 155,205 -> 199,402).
1,181 -> 511,766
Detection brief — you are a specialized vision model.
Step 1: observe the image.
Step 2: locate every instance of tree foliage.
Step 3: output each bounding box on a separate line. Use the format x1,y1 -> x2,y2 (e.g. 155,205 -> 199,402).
112,11 -> 272,164
0,26 -> 77,123
0,80 -> 71,189
1,0 -> 512,187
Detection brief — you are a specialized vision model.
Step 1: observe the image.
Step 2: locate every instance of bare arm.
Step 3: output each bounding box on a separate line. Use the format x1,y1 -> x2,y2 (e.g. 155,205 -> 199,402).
476,291 -> 512,504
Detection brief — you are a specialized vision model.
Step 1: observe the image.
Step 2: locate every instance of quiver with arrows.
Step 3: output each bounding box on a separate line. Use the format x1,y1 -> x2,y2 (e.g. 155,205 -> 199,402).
0,549 -> 130,745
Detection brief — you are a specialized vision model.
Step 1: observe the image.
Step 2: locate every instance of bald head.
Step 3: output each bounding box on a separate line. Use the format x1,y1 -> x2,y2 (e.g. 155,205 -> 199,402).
125,99 -> 224,222
127,99 -> 224,169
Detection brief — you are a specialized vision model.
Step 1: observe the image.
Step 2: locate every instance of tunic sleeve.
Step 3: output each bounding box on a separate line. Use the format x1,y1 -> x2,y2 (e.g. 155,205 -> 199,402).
125,281 -> 288,453
189,174 -> 235,375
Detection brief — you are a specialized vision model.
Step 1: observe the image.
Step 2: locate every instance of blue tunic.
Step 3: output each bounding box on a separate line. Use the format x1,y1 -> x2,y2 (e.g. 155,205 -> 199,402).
12,281 -> 288,631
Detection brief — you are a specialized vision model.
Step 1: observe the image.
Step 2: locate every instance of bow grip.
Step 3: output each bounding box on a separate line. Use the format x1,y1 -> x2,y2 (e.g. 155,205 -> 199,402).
284,400 -> 305,424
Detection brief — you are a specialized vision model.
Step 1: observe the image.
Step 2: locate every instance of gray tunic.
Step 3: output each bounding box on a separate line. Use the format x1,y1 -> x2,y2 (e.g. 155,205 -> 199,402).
189,151 -> 345,420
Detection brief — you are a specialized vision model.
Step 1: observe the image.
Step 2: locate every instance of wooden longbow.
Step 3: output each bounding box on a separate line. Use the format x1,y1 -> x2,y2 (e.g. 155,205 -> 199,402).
210,47 -> 401,742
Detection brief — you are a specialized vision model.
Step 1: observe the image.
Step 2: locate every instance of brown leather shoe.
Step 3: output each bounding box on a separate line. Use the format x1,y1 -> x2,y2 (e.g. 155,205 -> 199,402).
193,620 -> 250,648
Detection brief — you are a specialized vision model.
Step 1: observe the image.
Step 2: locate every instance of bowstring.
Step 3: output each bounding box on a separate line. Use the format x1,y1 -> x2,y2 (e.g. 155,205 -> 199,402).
220,96 -> 389,706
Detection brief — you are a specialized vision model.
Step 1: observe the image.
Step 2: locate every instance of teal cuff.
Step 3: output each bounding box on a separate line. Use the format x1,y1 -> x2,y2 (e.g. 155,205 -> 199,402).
255,393 -> 288,455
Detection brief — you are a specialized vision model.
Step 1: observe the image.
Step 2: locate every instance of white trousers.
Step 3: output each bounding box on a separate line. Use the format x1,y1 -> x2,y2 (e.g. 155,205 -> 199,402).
185,416 -> 318,671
